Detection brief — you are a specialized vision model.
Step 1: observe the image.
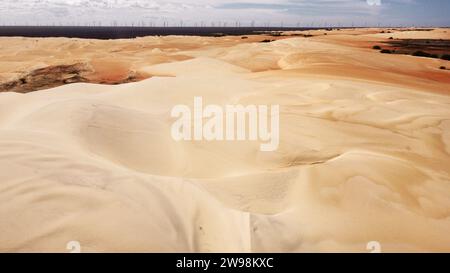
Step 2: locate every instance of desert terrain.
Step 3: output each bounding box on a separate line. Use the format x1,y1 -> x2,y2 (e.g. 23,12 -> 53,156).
0,28 -> 449,252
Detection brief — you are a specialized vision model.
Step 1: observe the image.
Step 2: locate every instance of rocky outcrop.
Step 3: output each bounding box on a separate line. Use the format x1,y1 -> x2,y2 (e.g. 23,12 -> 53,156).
0,63 -> 148,93
0,63 -> 92,93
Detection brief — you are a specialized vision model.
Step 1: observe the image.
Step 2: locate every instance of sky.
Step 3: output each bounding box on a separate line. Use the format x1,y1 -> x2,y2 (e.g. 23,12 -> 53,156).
0,0 -> 448,27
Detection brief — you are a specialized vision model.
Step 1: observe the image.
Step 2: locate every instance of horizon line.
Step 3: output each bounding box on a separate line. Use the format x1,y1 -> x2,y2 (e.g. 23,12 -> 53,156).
0,25 -> 448,28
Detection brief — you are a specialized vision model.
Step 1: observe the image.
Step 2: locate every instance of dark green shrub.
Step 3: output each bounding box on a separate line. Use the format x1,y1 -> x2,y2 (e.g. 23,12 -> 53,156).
412,51 -> 439,58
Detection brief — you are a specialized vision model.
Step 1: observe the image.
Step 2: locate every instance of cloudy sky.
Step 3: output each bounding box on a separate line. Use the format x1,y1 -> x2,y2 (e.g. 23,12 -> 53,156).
0,0 -> 448,27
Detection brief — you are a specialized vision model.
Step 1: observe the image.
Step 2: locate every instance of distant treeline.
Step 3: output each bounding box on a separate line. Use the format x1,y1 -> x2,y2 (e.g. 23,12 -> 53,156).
0,26 -> 318,39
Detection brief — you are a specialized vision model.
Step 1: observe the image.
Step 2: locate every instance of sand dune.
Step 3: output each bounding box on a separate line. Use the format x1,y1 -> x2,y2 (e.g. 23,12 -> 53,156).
0,28 -> 449,252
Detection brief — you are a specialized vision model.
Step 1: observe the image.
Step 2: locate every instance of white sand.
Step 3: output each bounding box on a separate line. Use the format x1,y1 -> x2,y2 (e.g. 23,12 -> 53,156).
0,28 -> 450,252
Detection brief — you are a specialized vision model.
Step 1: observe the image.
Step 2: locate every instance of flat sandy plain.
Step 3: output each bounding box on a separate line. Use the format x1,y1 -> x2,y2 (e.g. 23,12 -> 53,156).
0,28 -> 449,252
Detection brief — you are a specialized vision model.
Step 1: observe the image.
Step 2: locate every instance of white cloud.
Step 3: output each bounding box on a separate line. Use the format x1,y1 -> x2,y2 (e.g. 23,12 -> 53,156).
0,0 -> 444,27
